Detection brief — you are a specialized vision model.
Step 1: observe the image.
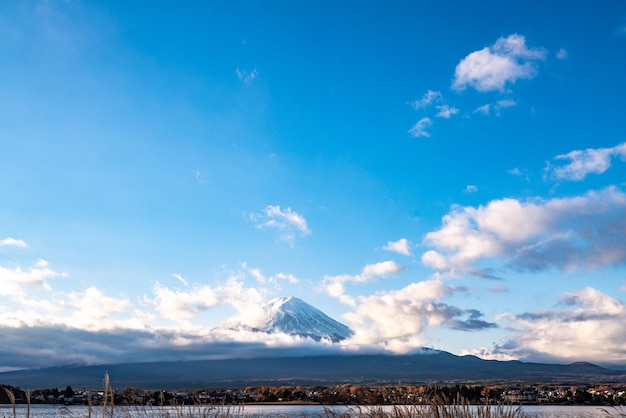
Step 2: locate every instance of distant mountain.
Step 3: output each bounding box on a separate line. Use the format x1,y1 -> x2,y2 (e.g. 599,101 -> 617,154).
2,351 -> 625,390
221,296 -> 353,342
2,298 -> 625,390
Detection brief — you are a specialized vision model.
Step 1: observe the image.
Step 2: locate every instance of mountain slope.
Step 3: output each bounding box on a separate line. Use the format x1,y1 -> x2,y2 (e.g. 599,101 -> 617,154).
1,352 -> 624,389
223,296 -> 353,342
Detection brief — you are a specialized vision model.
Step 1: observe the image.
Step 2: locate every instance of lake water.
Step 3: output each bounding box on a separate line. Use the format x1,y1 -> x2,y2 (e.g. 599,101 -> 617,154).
0,404 -> 623,417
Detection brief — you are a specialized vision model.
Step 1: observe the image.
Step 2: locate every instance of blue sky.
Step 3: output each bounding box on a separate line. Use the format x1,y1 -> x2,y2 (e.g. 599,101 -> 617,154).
2,0 -> 626,370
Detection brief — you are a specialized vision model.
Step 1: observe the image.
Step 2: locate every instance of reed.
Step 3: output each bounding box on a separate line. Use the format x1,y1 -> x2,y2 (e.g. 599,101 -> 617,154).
600,406 -> 626,417
322,400 -> 525,418
4,387 -> 16,418
25,389 -> 30,418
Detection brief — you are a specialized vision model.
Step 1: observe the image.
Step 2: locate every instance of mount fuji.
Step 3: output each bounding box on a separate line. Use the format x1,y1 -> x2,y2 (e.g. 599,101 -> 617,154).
222,296 -> 353,342
3,297 -> 626,388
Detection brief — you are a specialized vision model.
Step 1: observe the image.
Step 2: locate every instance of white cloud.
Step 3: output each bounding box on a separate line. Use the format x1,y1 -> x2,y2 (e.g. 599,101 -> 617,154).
464,185 -> 478,193
342,280 -> 451,352
173,273 -> 188,286
410,90 -> 443,109
251,205 -> 311,245
496,99 -> 517,109
0,237 -> 27,247
383,238 -> 411,256
453,34 -> 546,92
436,105 -> 459,119
236,68 -> 258,83
0,252 -> 343,368
474,104 -> 491,116
0,259 -> 64,296
556,48 -> 568,60
362,261 -> 403,276
246,265 -> 266,283
422,186 -> 626,274
474,99 -> 517,117
478,288 -> 626,365
460,347 -> 519,362
241,263 -> 300,285
151,282 -> 220,322
274,272 -> 300,284
67,287 -> 136,331
341,279 -> 495,353
322,260 -> 403,298
408,117 -> 433,138
421,250 -> 449,271
219,277 -> 268,329
546,142 -> 626,181
507,167 -> 530,182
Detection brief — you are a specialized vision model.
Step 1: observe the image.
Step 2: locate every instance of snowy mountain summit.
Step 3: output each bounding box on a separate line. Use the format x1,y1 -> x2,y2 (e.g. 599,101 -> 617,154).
227,296 -> 353,342
262,296 -> 353,342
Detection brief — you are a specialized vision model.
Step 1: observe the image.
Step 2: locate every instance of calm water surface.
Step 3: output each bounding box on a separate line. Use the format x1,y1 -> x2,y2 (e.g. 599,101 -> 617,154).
0,404 -> 623,417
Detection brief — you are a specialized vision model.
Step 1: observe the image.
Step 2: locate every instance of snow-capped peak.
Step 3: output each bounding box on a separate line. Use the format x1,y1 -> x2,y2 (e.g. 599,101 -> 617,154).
223,296 -> 353,342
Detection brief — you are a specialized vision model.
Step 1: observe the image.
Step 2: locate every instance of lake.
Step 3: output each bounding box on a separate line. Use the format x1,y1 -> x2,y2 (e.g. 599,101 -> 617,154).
0,404 -> 623,417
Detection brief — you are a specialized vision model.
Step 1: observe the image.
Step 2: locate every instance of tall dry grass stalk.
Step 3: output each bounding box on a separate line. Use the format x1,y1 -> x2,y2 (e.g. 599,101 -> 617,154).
4,387 -> 16,418
600,406 -> 626,417
102,372 -> 115,418
25,389 -> 30,418
88,388 -> 93,418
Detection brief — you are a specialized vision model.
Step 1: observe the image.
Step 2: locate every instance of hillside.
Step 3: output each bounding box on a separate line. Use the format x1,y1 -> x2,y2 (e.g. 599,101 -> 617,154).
1,352 -> 624,390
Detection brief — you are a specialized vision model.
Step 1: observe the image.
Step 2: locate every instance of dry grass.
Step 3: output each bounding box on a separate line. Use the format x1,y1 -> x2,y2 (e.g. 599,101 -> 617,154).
2,380 -> 527,418
599,406 -> 626,417
321,395 -> 525,418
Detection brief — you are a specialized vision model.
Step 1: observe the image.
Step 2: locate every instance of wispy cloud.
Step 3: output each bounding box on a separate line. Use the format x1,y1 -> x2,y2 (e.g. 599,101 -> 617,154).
408,117 -> 433,138
236,68 -> 258,83
195,170 -> 205,185
556,48 -> 568,60
545,142 -> 626,181
410,90 -> 443,110
0,259 -> 64,296
322,261 -> 403,300
241,263 -> 300,285
251,205 -> 311,245
0,237 -> 27,247
173,273 -> 188,286
453,34 -> 546,92
422,186 -> 626,274
474,99 -> 517,117
383,238 -> 411,256
436,105 -> 459,119
464,185 -> 478,193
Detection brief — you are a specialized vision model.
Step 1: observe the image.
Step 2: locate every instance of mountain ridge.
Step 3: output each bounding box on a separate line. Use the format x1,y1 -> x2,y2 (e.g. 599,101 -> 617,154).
1,351 -> 624,390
